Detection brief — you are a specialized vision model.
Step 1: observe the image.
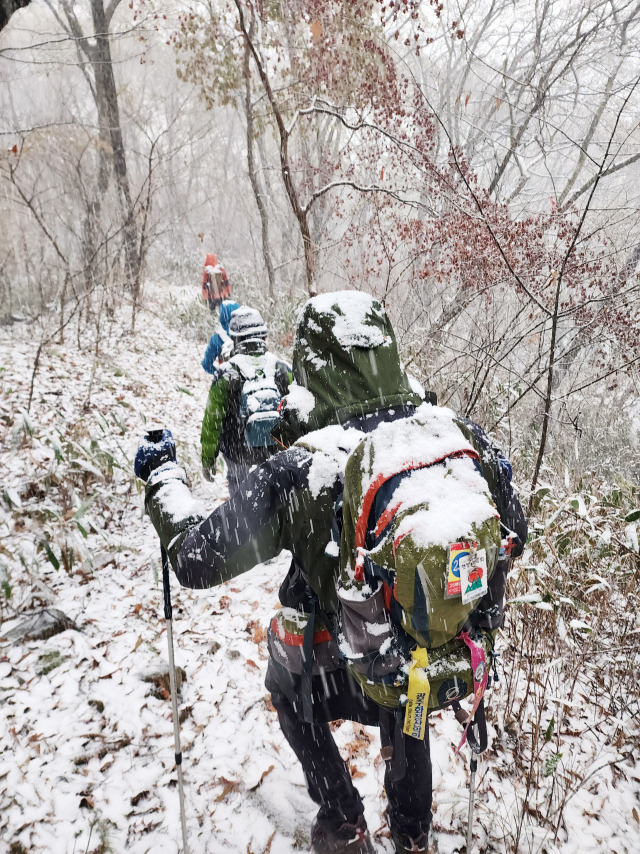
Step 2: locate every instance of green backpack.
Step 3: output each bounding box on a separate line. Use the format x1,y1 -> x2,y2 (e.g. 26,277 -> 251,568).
337,404 -> 502,742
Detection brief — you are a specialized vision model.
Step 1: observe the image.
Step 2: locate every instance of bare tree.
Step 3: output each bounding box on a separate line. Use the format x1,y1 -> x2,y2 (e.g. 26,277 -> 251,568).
422,0 -> 640,209
43,0 -> 141,296
242,23 -> 276,297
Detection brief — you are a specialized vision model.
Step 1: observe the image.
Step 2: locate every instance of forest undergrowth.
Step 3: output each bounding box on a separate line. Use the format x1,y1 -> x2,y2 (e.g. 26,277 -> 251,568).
0,285 -> 639,854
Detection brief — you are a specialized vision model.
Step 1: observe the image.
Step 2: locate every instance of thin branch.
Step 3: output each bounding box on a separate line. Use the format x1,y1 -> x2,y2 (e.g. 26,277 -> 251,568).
302,180 -> 434,216
104,0 -> 122,28
560,151 -> 640,211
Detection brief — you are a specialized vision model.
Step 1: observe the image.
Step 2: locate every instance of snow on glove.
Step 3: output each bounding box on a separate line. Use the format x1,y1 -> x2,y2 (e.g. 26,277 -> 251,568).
134,428 -> 177,482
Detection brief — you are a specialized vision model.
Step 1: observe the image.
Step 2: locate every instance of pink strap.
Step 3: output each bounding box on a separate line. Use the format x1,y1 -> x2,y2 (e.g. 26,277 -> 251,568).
455,631 -> 488,754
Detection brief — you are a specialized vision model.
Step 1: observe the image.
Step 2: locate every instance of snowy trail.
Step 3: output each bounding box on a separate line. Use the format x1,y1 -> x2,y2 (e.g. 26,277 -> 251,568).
1,287 -> 637,854
0,289 -> 402,854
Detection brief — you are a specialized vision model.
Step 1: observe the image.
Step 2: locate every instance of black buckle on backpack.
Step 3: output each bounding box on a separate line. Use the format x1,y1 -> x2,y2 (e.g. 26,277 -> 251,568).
452,699 -> 488,754
299,587 -> 343,725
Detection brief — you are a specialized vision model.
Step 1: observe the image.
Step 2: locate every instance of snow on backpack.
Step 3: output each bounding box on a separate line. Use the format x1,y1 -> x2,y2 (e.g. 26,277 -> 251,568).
232,354 -> 282,448
337,405 -> 502,747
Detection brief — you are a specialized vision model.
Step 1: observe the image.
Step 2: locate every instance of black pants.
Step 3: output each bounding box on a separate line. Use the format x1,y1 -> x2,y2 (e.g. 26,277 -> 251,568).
266,659 -> 432,837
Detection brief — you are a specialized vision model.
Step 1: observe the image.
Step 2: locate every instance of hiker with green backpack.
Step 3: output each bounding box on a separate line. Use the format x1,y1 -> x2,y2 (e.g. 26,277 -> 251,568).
200,305 -> 292,497
135,291 -> 527,854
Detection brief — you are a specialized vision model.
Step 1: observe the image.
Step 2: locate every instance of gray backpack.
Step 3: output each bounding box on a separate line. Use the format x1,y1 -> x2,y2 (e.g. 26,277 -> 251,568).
232,354 -> 281,448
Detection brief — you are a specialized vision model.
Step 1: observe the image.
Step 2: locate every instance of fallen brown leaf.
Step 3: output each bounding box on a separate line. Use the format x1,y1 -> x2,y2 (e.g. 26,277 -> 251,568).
214,777 -> 241,802
246,620 -> 267,644
247,765 -> 274,791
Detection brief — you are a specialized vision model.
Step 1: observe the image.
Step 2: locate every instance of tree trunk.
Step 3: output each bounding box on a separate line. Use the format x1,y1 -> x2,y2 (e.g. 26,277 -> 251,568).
0,0 -> 30,30
90,0 -> 140,294
235,0 -> 316,296
243,35 -> 276,299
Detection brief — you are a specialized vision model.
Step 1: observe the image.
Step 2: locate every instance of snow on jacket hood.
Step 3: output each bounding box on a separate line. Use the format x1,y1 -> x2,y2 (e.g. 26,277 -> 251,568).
274,291 -> 421,443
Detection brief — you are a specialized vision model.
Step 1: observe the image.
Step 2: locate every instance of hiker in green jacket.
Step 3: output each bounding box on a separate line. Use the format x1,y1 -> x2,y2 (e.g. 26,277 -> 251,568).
200,306 -> 292,497
136,292 -> 527,854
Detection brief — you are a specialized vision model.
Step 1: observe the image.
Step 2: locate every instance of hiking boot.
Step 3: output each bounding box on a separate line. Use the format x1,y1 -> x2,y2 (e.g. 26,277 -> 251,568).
388,826 -> 428,853
385,810 -> 429,854
310,813 -> 373,854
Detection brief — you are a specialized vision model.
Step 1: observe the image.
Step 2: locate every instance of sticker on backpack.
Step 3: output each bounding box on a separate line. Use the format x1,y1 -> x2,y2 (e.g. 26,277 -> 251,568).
459,547 -> 489,604
445,541 -> 477,599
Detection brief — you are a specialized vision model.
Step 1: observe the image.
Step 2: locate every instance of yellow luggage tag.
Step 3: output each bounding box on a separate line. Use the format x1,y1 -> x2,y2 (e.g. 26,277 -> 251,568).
403,647 -> 430,740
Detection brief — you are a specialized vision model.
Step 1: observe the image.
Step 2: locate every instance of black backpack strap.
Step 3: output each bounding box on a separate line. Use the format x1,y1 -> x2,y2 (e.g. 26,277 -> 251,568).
295,496 -> 346,725
467,699 -> 488,754
300,600 -> 316,724
228,355 -> 245,379
225,358 -> 247,398
275,361 -> 292,396
331,492 -> 343,552
299,595 -> 345,725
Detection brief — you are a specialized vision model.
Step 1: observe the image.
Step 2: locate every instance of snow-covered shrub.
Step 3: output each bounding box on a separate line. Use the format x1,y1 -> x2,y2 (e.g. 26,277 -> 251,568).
493,478 -> 640,850
170,293 -> 215,343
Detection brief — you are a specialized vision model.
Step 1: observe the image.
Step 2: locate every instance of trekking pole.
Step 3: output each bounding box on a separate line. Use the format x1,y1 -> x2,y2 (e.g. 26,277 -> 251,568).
466,754 -> 478,853
161,544 -> 190,854
453,700 -> 486,853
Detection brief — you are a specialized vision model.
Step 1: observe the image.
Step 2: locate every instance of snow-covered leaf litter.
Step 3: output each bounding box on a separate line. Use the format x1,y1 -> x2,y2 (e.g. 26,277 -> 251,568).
0,287 -> 637,853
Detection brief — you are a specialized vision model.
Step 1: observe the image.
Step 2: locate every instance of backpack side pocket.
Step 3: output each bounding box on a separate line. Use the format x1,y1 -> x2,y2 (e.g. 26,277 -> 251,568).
337,579 -> 403,680
268,607 -> 342,675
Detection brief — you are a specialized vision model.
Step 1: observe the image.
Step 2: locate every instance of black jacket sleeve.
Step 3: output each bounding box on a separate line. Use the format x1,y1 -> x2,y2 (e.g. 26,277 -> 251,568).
173,448 -> 313,589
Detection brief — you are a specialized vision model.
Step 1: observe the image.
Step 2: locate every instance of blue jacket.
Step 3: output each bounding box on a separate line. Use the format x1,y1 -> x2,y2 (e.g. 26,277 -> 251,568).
202,300 -> 240,374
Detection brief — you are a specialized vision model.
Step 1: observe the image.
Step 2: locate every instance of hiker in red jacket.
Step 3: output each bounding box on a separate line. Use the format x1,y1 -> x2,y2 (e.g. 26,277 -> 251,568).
201,253 -> 231,310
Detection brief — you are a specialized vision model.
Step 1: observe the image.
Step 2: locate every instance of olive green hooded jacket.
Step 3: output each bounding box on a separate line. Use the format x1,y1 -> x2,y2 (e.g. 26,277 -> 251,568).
144,291 -> 422,610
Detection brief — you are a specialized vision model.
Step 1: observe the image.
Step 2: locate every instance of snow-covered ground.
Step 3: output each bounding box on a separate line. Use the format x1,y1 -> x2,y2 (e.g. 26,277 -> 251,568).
0,286 -> 638,853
